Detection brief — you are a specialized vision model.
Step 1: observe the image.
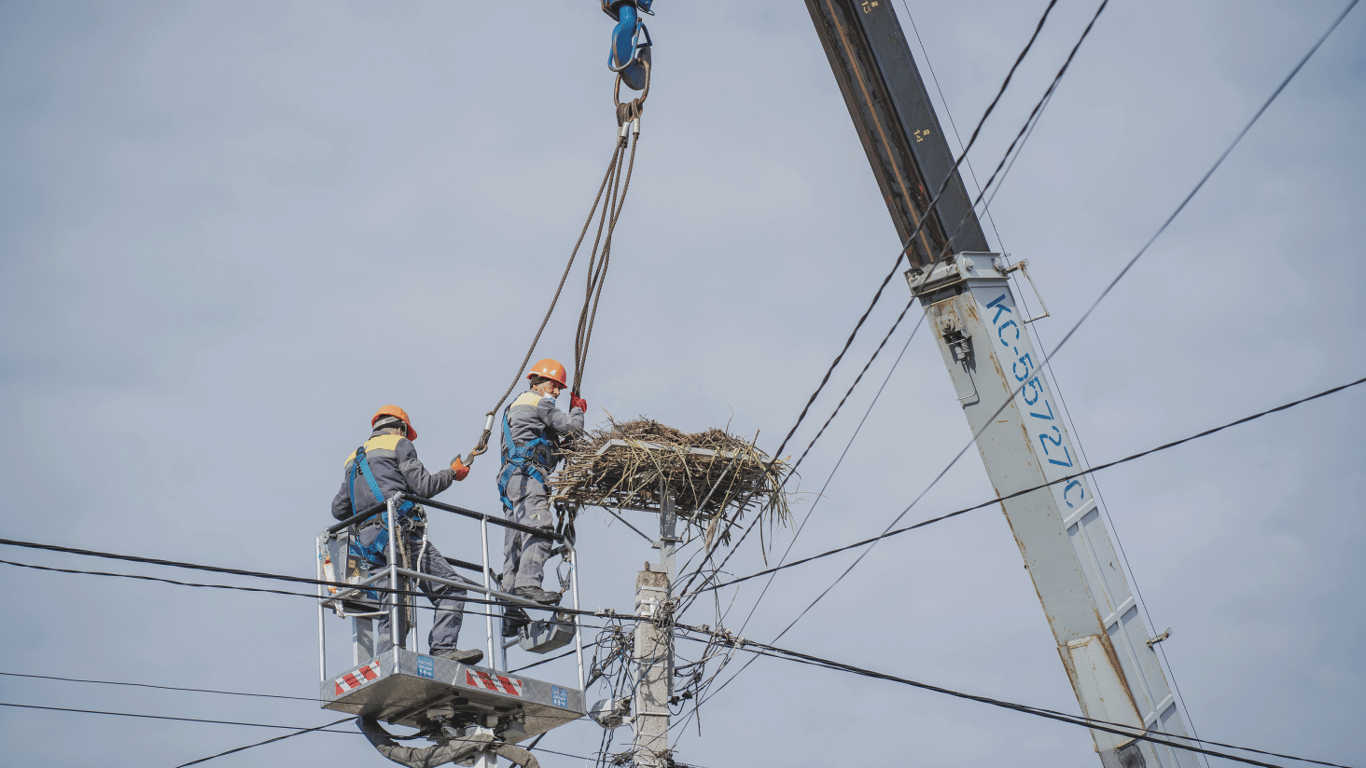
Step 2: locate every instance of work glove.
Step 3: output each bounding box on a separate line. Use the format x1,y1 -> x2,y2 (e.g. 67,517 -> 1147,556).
570,392 -> 587,413
450,456 -> 470,482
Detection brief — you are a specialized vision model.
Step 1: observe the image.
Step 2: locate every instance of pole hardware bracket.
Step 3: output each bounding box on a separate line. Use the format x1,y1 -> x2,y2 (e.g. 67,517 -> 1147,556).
1146,627 -> 1173,649
937,314 -> 972,364
1001,258 -> 1051,324
906,252 -> 1010,297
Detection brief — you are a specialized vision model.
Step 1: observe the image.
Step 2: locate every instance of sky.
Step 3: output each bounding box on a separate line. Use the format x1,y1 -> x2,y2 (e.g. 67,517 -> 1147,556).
1,1 -> 1363,767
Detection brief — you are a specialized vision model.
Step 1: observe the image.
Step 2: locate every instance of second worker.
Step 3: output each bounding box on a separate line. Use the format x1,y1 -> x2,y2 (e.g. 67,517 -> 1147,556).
497,358 -> 586,635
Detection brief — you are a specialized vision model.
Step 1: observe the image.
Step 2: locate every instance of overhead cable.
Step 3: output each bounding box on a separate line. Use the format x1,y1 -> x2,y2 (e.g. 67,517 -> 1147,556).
669,317 -> 924,744
705,0 -> 1360,682
928,0 -> 1110,263
695,0 -> 1100,604
174,717 -> 353,768
666,323 -> 923,748
675,308 -> 922,602
0,557 -> 608,631
0,701 -> 355,734
0,541 -> 622,624
696,373 -> 1366,593
899,0 -> 1008,252
677,0 -> 1114,716
765,0 -> 1063,469
676,632 -> 1355,768
0,670 -> 318,705
677,314 -> 922,623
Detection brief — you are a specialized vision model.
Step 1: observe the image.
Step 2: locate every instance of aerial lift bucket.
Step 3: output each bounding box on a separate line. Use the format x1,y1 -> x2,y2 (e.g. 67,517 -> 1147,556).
318,496 -> 587,764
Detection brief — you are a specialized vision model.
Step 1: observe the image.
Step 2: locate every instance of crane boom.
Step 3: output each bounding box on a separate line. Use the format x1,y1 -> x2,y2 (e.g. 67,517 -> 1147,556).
805,0 -> 989,265
804,2 -> 1200,766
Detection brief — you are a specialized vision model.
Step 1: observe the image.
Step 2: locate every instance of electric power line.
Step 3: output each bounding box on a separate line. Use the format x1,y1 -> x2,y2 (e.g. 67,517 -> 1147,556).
694,373 -> 1366,594
0,542 -> 623,625
0,557 -> 608,631
174,717 -> 353,768
766,0 -> 1064,469
690,0 -> 1109,611
673,631 -> 1356,768
703,0 -> 1360,690
670,315 -> 925,744
0,701 -> 355,734
0,670 -> 318,705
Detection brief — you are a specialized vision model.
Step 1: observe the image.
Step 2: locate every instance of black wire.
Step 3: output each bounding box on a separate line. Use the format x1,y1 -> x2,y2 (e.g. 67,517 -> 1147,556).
0,557 -> 607,631
788,299 -> 921,477
691,3 -> 1361,687
7,697 -> 594,766
928,0 -> 1109,265
687,0 -> 1083,611
510,644 -> 594,674
173,717 -> 353,768
0,670 -> 319,704
765,0 -> 1063,469
695,374 -> 1366,594
0,542 -> 620,624
533,745 -> 595,761
899,0 -> 1009,253
0,701 -> 357,734
669,317 -> 925,744
677,311 -> 923,604
682,633 -> 1356,768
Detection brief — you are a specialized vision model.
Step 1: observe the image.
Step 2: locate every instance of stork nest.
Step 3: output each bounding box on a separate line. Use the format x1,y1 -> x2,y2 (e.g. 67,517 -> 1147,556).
549,418 -> 789,548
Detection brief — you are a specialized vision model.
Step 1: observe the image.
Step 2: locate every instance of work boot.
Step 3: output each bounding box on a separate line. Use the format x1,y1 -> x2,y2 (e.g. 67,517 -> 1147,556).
513,586 -> 563,605
502,605 -> 530,638
433,647 -> 484,665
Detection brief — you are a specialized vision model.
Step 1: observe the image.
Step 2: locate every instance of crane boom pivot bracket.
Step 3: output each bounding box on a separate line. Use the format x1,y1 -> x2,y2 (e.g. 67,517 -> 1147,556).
907,252 -> 1008,300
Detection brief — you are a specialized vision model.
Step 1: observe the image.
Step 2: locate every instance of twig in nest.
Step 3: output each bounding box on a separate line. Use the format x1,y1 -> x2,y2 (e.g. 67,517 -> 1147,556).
550,417 -> 790,550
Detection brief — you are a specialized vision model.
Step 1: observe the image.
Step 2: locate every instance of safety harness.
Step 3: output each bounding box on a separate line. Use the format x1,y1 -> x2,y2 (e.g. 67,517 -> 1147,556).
496,404 -> 555,511
347,444 -> 417,568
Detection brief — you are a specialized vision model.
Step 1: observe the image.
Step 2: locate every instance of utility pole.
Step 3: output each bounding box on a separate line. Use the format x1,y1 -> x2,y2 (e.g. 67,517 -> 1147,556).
805,1 -> 1199,765
632,486 -> 679,767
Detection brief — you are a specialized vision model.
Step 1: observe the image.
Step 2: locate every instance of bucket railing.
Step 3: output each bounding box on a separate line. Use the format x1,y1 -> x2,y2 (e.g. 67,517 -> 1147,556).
317,492 -> 584,694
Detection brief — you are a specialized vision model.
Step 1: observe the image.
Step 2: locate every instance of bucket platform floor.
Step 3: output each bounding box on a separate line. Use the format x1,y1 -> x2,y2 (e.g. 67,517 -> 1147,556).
322,648 -> 584,741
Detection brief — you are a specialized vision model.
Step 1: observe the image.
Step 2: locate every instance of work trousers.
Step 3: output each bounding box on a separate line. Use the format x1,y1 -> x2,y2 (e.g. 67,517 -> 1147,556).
501,471 -> 556,592
358,524 -> 471,654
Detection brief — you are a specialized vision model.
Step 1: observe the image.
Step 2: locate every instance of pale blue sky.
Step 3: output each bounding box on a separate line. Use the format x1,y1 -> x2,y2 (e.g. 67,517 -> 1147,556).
1,2 -> 1363,766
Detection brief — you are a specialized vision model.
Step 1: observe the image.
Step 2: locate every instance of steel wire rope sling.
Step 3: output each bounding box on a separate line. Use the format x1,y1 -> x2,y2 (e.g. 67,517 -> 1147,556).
455,64 -> 650,469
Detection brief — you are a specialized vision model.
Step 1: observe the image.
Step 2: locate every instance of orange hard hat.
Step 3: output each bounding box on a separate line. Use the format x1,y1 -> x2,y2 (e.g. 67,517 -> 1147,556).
371,405 -> 417,441
527,358 -> 569,389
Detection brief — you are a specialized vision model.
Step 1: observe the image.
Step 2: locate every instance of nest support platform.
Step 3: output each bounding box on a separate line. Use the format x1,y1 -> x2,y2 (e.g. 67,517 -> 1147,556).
549,420 -> 789,544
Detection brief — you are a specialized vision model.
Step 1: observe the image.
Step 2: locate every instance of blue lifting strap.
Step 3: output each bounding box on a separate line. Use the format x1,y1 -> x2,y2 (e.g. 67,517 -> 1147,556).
497,406 -> 551,512
346,445 -> 414,570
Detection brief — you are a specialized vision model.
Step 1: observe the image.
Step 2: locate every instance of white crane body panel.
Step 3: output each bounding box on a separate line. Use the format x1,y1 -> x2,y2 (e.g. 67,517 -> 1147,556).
909,253 -> 1199,768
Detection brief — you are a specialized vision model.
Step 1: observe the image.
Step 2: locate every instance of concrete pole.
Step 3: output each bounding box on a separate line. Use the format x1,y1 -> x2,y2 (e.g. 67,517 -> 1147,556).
467,717 -> 497,768
632,485 -> 678,767
632,563 -> 670,767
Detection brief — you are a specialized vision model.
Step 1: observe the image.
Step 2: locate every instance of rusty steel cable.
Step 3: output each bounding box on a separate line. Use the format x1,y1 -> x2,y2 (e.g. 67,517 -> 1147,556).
463,69 -> 647,464
459,141 -> 623,465
574,126 -> 640,395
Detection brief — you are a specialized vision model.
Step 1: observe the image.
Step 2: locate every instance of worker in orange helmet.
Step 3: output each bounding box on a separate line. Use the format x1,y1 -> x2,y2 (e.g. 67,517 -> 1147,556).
497,359 -> 586,635
331,405 -> 484,665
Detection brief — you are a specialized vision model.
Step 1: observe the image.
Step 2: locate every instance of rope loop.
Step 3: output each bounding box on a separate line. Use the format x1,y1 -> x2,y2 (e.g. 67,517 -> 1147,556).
468,71 -> 647,456
614,59 -> 650,126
